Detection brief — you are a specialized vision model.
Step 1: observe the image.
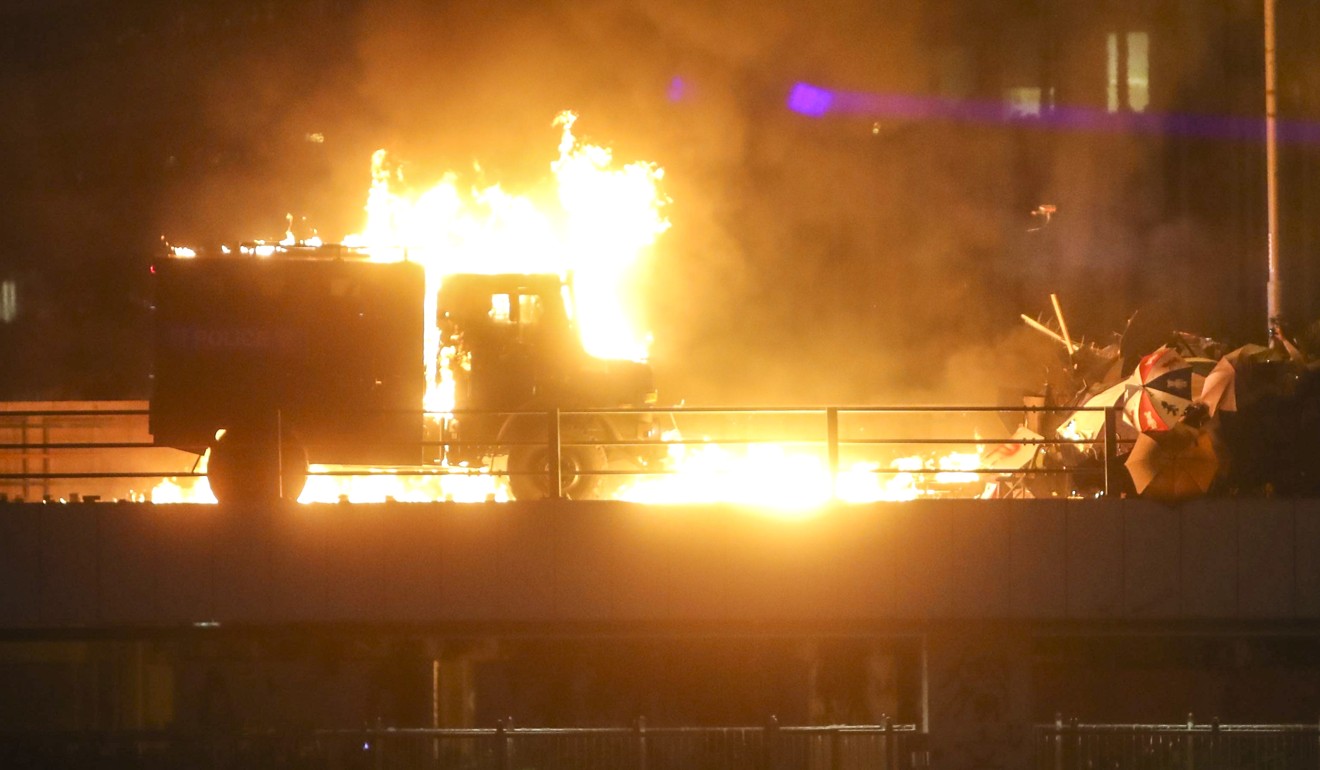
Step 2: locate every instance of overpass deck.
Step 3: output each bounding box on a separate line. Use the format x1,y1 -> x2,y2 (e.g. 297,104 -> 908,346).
1,498 -> 1315,633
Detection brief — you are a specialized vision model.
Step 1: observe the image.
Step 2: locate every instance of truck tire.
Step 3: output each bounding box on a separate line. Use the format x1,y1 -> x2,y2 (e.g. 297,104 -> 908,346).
207,428 -> 308,505
507,443 -> 607,500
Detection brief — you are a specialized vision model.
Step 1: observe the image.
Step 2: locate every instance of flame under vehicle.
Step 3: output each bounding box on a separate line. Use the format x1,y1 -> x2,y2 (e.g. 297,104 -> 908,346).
149,246 -> 662,503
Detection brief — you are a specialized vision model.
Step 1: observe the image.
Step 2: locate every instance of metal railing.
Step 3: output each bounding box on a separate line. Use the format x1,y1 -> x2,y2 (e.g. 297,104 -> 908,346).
0,720 -> 928,770
0,405 -> 192,503
0,402 -> 1125,503
1038,715 -> 1320,770
514,404 -> 1124,499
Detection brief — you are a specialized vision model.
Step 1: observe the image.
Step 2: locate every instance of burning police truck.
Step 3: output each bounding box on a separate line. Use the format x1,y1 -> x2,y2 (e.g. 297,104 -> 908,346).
149,243 -> 663,504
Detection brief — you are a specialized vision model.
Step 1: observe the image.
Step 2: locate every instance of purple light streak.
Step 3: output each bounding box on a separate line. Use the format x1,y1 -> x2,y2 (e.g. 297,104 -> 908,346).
786,81 -> 1320,144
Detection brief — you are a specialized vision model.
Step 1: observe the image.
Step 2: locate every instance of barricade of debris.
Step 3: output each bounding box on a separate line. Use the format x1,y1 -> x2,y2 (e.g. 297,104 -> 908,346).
1010,296 -> 1320,502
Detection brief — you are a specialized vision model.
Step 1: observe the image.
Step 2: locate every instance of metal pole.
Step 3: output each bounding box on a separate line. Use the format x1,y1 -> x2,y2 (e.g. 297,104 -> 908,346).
496,719 -> 511,770
20,414 -> 30,501
885,715 -> 899,770
431,659 -> 441,762
1102,407 -> 1118,497
548,409 -> 563,498
1186,713 -> 1195,770
1265,0 -> 1284,340
276,409 -> 285,501
919,637 -> 929,736
41,420 -> 50,501
826,408 -> 840,500
635,716 -> 648,770
1054,713 -> 1063,770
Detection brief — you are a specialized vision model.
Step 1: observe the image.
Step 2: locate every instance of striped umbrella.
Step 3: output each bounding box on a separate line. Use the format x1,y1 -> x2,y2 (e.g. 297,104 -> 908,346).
1122,346 -> 1193,433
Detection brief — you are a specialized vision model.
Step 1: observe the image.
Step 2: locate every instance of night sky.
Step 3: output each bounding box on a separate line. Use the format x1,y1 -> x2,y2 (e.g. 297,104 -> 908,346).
2,0 -> 1318,404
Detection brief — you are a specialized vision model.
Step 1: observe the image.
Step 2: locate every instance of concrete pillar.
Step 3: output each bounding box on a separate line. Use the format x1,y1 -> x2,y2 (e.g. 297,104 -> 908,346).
923,630 -> 1034,770
434,640 -> 499,728
103,641 -> 174,729
801,639 -> 904,725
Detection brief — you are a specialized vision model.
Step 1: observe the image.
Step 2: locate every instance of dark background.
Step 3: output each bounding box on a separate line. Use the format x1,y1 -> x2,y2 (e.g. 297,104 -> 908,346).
2,0 -> 1319,405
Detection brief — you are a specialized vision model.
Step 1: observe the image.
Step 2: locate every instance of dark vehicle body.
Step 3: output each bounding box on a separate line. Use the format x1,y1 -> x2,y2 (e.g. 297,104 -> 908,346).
150,248 -> 660,502
151,254 -> 425,466
436,273 -> 662,499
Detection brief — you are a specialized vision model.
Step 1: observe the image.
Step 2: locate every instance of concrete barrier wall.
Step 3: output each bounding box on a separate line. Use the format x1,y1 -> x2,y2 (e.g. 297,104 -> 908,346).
0,498 -> 1314,630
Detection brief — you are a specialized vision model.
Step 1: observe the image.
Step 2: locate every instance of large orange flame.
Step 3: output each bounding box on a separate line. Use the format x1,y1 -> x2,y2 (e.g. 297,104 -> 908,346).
150,115 -> 1007,509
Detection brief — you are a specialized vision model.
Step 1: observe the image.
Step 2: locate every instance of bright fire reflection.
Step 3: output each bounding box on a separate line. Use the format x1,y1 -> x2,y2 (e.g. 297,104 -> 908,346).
614,439 -> 989,508
151,449 -> 994,507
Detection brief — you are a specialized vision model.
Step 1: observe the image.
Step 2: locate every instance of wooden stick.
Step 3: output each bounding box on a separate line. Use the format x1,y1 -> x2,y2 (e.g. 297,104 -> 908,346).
1021,314 -> 1074,351
1050,293 -> 1074,357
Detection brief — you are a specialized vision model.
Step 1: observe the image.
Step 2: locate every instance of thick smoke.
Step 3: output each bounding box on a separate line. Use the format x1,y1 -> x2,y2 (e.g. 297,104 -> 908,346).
344,0 -> 1058,406
4,0 -> 1308,404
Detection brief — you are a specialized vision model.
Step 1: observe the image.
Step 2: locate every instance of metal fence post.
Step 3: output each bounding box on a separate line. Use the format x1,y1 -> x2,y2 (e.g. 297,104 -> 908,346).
635,715 -> 648,770
40,417 -> 50,501
1186,713 -> 1195,770
1210,717 -> 1219,767
762,714 -> 778,770
1053,713 -> 1063,770
1102,407 -> 1118,497
19,414 -> 31,501
826,408 -> 839,500
276,408 -> 285,501
884,715 -> 899,770
548,409 -> 562,498
497,718 -> 512,770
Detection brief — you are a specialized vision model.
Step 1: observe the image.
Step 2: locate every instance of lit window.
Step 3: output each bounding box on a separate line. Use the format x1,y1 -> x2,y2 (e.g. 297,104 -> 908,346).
489,294 -> 512,324
1006,87 -> 1043,117
488,293 -> 544,329
1107,34 -> 1119,112
516,295 -> 544,327
1,280 -> 15,323
1127,32 -> 1149,113
1107,30 -> 1150,113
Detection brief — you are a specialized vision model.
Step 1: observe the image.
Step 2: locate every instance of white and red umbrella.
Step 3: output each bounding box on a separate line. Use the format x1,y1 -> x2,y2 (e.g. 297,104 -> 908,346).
1122,346 -> 1193,433
1199,343 -> 1270,415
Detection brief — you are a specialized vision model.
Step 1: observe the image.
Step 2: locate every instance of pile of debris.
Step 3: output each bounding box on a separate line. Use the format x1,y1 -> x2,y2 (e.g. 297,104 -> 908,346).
1015,297 -> 1320,502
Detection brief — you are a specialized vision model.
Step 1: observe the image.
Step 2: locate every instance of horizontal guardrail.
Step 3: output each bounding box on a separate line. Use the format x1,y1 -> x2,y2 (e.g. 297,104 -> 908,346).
0,403 -> 1126,503
1037,715 -> 1320,769
0,719 -> 929,770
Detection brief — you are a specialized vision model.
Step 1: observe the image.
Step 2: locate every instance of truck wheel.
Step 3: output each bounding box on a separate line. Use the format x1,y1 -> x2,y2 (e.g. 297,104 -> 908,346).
207,428 -> 308,505
507,444 -> 607,500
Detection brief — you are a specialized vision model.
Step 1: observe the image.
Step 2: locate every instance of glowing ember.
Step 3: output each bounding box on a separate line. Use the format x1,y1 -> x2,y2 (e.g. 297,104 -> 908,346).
148,452 -> 505,505
296,465 -> 507,504
150,449 -> 216,504
151,477 -> 216,504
